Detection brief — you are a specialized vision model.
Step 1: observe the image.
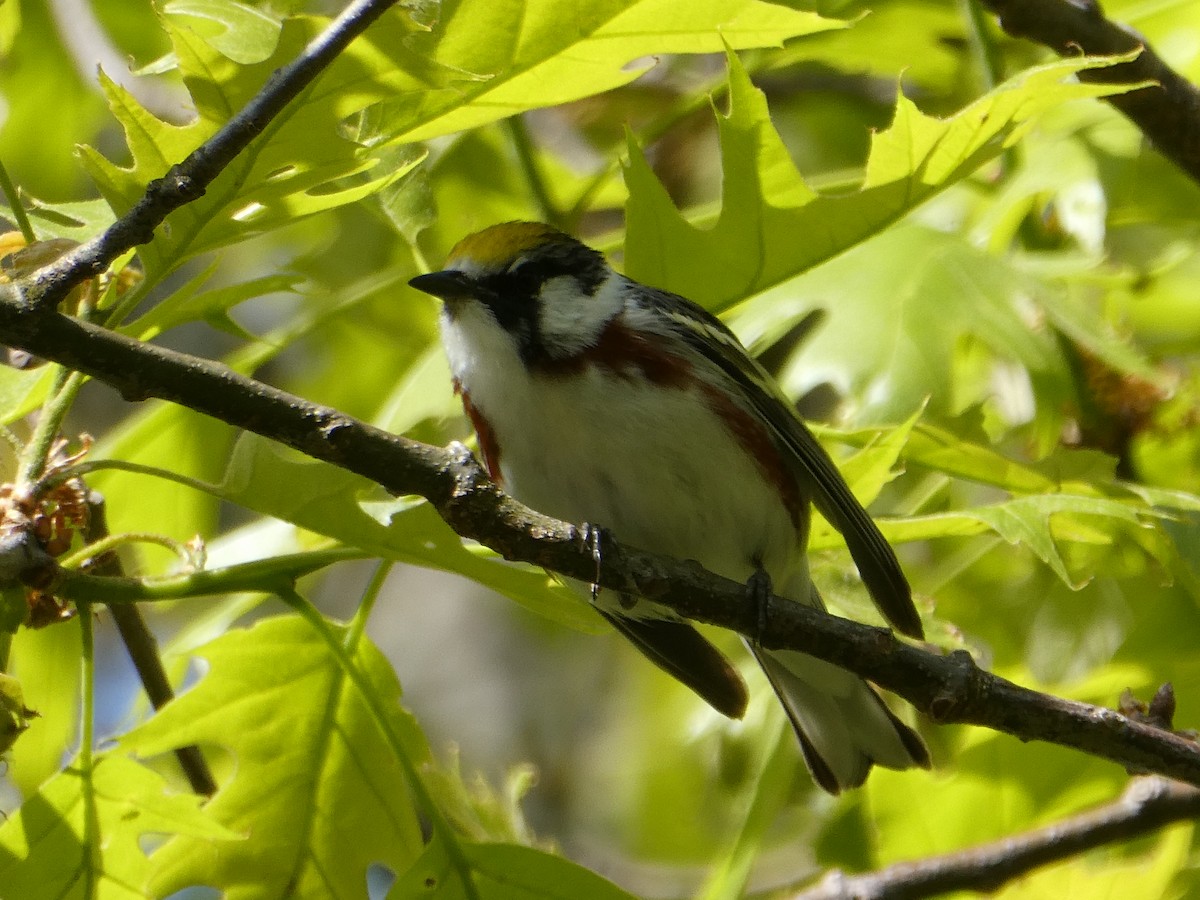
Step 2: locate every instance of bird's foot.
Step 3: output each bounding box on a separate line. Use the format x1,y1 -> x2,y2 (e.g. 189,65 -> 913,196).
579,522 -> 605,605
747,561 -> 773,647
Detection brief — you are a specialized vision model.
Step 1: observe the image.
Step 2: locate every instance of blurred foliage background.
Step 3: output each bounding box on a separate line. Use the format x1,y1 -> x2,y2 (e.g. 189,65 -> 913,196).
2,0 -> 1200,897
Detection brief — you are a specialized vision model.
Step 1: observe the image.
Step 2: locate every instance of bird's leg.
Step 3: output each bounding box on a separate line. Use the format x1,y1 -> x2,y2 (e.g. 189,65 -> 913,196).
747,558 -> 773,647
580,522 -> 638,610
579,521 -> 605,605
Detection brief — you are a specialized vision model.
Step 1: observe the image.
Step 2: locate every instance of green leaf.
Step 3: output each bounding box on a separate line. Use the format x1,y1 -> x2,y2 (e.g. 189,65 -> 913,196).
0,365 -> 54,427
388,838 -> 637,899
373,344 -> 460,436
0,674 -> 33,755
0,755 -> 236,898
771,0 -> 967,92
164,0 -> 283,65
872,730 -> 1115,856
1038,282 -> 1166,385
388,835 -> 467,899
77,0 -> 829,293
121,267 -> 305,340
835,418 -> 1058,494
216,434 -> 603,633
466,842 -> 636,899
92,403 -> 233,548
0,0 -> 20,56
379,0 -> 840,143
730,224 -> 1068,421
6,626 -> 82,797
884,492 -> 1173,589
0,0 -> 113,198
91,275 -> 380,555
962,493 -> 1161,588
806,411 -> 918,553
625,51 -> 1141,310
21,196 -> 116,244
421,745 -> 537,844
869,725 -> 1191,898
697,718 -> 795,900
811,410 -> 1188,589
76,13 -> 425,287
376,146 -> 438,246
824,409 -> 922,506
123,616 -> 428,899
901,422 -> 1058,494
1022,823 -> 1194,900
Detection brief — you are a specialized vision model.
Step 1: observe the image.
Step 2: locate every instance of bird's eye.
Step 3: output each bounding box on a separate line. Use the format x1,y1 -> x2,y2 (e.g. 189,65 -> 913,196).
502,256 -> 545,294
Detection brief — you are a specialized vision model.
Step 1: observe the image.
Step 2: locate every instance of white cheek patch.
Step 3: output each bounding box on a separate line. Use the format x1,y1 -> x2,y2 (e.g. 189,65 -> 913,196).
537,270 -> 625,355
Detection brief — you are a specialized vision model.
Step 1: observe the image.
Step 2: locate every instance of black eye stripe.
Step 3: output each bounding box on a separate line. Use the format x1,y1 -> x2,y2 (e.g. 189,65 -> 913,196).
504,241 -> 607,294
476,276 -> 536,339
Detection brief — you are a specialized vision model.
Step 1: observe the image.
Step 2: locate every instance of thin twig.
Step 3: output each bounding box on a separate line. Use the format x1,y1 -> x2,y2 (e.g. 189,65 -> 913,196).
0,160 -> 36,244
24,0 -> 401,310
84,493 -> 217,796
505,116 -> 563,229
77,596 -> 99,897
798,777 -> 1200,900
1,298 -> 1198,789
958,0 -> 1004,92
15,368 -> 78,486
981,0 -> 1200,183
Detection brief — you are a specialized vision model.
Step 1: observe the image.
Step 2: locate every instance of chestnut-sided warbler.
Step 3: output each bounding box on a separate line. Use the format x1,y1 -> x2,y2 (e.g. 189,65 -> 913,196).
410,222 -> 929,792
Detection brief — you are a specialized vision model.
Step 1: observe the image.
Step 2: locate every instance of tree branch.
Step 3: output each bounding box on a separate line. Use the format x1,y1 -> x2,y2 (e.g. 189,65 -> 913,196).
798,777 -> 1200,899
23,0 -> 400,310
1,294 -> 1199,790
981,0 -> 1200,183
2,1 -> 1199,884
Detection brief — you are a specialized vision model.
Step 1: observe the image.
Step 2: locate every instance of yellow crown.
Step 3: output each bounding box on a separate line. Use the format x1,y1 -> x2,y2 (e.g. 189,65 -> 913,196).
446,221 -> 574,269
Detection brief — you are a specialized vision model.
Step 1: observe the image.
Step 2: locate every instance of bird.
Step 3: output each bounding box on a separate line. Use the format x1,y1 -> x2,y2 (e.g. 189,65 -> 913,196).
409,221 -> 929,792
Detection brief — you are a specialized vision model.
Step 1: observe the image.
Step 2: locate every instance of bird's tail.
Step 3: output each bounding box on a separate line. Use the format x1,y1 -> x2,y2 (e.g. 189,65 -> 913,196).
749,643 -> 930,793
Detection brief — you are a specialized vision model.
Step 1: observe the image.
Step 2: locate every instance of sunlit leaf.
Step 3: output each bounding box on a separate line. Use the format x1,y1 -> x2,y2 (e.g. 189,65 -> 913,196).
0,755 -> 236,897
389,838 -> 637,899
125,616 -> 427,899
5,626 -> 82,798
625,52 -> 1140,310
164,0 -> 283,65
216,434 -> 603,633
377,0 -> 840,143
76,14 -> 428,287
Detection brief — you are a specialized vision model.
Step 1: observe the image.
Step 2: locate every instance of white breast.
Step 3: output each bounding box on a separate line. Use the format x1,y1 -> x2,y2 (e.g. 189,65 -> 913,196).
440,302 -> 807,598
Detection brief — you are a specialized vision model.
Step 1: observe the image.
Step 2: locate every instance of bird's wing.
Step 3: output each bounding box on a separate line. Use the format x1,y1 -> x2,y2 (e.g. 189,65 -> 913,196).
649,288 -> 923,639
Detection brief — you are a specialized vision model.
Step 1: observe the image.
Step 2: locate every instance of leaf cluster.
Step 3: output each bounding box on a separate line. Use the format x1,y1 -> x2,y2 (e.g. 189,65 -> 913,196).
2,0 -> 1200,897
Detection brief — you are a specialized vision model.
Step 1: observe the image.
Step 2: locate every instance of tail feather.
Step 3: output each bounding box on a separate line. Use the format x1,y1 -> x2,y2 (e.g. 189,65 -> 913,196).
749,644 -> 929,793
599,608 -> 749,719
599,580 -> 928,793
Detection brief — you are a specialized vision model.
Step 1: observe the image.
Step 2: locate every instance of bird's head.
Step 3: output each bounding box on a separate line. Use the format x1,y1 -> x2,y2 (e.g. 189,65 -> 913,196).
409,222 -> 624,362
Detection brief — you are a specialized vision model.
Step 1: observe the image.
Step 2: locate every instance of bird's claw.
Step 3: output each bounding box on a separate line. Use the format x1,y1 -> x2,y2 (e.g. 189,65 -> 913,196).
580,522 -> 604,604
747,563 -> 773,647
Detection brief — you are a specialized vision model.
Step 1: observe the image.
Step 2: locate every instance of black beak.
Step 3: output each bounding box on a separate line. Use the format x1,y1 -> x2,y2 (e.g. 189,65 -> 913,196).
408,270 -> 476,301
